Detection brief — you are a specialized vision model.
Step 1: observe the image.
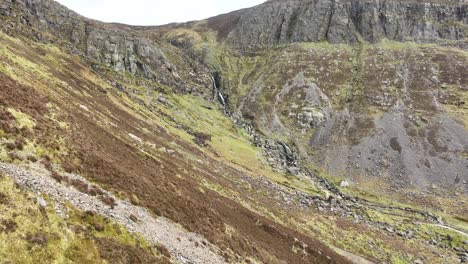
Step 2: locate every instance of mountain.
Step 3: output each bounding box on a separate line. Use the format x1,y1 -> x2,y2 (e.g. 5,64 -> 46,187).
211,0 -> 466,45
0,0 -> 467,263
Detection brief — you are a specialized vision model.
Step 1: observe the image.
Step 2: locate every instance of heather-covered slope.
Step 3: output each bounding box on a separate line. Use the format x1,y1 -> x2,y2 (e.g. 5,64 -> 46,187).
0,0 -> 467,263
0,29 -> 349,263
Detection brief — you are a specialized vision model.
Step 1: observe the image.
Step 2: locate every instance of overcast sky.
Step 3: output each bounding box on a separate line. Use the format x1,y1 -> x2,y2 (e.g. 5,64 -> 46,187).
55,0 -> 265,26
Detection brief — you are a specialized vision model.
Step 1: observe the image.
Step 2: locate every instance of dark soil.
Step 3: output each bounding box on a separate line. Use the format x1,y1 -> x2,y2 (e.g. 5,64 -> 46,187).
207,9 -> 244,40
192,132 -> 211,147
0,219 -> 17,233
99,195 -> 117,208
95,237 -> 171,264
25,232 -> 48,247
390,137 -> 402,153
0,192 -> 8,204
51,171 -> 65,183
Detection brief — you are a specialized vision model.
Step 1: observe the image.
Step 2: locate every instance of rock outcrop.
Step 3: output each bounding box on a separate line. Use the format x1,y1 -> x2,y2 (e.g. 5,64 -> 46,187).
0,0 -> 174,80
212,0 -> 467,45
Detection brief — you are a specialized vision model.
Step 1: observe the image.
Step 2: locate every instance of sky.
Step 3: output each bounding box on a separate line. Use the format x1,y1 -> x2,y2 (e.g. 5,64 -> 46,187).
55,0 -> 265,26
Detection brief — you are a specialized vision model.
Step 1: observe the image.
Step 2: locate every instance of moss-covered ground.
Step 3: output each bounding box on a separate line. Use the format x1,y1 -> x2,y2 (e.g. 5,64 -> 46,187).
0,174 -> 169,263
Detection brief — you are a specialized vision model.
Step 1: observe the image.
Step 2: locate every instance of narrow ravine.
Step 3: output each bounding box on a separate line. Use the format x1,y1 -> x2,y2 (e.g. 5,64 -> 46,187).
0,162 -> 227,264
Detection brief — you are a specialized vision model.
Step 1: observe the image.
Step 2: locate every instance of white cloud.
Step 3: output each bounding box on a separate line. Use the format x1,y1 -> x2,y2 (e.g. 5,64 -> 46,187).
55,0 -> 265,26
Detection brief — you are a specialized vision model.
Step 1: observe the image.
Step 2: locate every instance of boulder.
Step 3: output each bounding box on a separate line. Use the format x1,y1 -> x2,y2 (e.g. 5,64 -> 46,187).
340,181 -> 350,188
37,197 -> 48,208
128,133 -> 143,145
298,108 -> 326,129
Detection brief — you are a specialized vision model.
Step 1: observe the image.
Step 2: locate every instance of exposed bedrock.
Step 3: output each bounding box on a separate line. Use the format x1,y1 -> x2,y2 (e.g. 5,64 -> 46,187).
211,0 -> 467,45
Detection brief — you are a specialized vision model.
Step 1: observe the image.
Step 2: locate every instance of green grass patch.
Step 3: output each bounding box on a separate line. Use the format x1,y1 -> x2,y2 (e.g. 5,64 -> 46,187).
419,223 -> 468,250
7,108 -> 36,129
0,175 -> 104,263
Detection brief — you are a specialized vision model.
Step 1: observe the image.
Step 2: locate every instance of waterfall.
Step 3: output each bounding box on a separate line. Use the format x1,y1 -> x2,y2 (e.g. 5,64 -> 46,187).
210,75 -> 217,101
211,73 -> 226,108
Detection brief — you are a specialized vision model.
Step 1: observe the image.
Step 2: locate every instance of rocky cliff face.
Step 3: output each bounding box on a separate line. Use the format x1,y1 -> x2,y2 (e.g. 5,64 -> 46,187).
212,0 -> 467,45
0,0 -> 197,84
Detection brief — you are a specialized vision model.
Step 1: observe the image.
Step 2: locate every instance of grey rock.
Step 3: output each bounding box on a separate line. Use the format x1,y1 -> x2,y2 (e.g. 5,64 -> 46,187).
437,216 -> 444,225
158,96 -> 170,105
213,0 -> 467,46
0,4 -> 9,16
287,167 -> 300,175
37,197 -> 48,208
340,180 -> 350,188
461,253 -> 468,263
0,0 -> 177,82
455,247 -> 464,252
298,108 -> 326,129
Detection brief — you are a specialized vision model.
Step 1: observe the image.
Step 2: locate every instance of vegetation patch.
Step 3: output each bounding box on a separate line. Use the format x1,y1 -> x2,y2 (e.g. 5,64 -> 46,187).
0,174 -> 169,263
7,108 -> 36,129
0,175 -> 103,263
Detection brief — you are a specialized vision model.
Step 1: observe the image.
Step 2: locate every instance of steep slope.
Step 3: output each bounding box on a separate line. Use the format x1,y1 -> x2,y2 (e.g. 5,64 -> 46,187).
210,0 -> 467,45
217,40 -> 468,192
0,28 -> 349,264
0,1 -> 350,263
198,0 -> 468,196
0,162 -> 225,264
0,168 -> 172,264
0,0 -> 467,263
